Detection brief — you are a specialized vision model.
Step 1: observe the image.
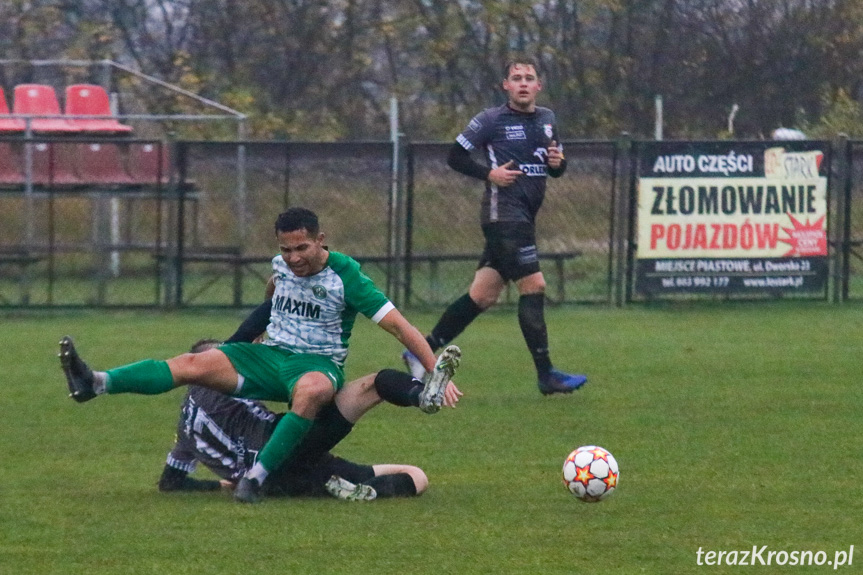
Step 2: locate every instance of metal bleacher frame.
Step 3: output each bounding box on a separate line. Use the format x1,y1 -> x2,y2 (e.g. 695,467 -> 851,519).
0,59 -> 248,305
0,136 -> 184,305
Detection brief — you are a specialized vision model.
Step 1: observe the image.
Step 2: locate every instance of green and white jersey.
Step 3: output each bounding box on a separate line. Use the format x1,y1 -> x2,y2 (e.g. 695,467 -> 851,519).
264,251 -> 394,366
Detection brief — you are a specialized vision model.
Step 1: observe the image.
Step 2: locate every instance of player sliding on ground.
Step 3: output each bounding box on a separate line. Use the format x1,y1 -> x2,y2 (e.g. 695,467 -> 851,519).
59,206 -> 461,503
158,339 -> 459,502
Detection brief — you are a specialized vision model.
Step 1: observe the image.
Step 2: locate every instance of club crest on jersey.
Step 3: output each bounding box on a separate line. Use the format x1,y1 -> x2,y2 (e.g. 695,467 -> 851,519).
544,124 -> 553,139
312,285 -> 328,299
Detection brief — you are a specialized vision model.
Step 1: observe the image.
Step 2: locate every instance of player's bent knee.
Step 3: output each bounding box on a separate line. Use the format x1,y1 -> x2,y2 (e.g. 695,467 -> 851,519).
371,464 -> 428,496
472,293 -> 498,310
293,372 -> 336,405
516,273 -> 546,294
468,284 -> 500,310
170,350 -> 216,382
519,286 -> 546,296
406,466 -> 429,495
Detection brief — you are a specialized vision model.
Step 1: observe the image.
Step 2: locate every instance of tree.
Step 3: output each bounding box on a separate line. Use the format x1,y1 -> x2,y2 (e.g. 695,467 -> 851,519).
15,0 -> 863,140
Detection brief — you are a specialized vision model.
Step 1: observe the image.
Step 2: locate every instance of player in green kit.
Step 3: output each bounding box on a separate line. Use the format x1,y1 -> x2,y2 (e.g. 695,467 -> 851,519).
59,207 -> 460,503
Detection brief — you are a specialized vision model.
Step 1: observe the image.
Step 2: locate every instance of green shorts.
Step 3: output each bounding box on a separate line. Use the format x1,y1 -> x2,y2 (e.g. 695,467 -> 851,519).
218,342 -> 345,404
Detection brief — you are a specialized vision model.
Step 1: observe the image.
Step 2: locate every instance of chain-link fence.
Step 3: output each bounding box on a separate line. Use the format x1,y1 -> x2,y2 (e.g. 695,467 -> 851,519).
166,139 -> 619,307
0,136 -> 172,306
0,138 -> 620,308
404,141 -> 618,306
7,137 -> 863,308
166,141 -> 397,306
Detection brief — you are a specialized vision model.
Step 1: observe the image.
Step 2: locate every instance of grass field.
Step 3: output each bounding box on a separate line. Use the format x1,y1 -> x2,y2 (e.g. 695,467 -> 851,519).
1,303 -> 861,574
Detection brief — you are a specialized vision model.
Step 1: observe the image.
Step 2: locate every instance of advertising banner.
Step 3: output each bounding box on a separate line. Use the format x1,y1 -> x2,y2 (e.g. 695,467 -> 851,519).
635,141 -> 829,295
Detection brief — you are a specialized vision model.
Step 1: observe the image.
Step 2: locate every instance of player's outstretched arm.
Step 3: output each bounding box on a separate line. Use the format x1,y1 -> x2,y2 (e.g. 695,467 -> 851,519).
376,309 -> 437,374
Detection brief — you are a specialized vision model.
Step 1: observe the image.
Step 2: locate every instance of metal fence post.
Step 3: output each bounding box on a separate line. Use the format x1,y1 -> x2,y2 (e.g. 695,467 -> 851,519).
613,133 -> 633,306
623,136 -> 639,305
174,141 -> 188,308
22,120 -> 34,305
236,122 -> 248,307
387,96 -> 404,306
838,135 -> 852,302
159,134 -> 181,308
404,142 -> 415,306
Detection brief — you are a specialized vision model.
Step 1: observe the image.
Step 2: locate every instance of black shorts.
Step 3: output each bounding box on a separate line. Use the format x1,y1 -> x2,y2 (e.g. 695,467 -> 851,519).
262,453 -> 375,497
478,222 -> 540,282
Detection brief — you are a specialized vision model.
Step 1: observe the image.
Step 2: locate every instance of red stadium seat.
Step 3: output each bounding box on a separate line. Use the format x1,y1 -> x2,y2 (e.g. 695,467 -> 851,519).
0,142 -> 25,184
64,85 -> 133,134
0,88 -> 25,132
30,142 -> 80,185
13,84 -> 81,133
128,142 -> 170,184
76,142 -> 135,184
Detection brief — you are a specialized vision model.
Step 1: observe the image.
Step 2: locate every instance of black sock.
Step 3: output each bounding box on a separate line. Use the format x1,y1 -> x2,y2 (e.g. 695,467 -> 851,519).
364,473 -> 418,497
287,403 -> 354,465
374,369 -> 422,407
225,299 -> 272,343
427,293 -> 484,350
518,293 -> 552,381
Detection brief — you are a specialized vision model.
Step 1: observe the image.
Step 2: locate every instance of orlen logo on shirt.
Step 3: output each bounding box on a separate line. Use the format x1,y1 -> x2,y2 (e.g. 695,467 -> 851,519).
519,163 -> 547,176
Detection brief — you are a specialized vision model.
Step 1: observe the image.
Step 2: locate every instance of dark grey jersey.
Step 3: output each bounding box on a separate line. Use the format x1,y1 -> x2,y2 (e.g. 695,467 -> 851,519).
456,104 -> 561,224
164,388 -> 374,497
165,386 -> 279,482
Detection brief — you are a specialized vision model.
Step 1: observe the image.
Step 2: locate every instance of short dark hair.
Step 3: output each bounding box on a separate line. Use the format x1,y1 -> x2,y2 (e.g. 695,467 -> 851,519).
189,338 -> 222,353
503,56 -> 540,79
275,207 -> 320,236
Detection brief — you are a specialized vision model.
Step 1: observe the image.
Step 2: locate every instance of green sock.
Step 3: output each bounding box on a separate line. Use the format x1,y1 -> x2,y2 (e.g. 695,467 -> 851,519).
105,360 -> 175,395
258,411 -> 314,472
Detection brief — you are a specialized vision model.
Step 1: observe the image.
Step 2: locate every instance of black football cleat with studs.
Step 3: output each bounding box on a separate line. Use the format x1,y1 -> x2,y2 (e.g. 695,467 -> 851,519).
59,336 -> 97,403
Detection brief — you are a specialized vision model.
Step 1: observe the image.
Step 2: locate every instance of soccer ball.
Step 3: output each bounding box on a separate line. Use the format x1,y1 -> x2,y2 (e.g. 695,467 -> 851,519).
562,445 -> 619,502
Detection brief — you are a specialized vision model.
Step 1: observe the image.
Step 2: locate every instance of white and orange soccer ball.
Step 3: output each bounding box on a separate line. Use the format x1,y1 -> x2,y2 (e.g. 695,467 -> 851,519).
562,445 -> 619,502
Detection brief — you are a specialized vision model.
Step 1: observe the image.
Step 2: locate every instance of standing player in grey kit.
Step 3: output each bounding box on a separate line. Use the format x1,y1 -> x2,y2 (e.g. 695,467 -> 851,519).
404,55 -> 587,395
